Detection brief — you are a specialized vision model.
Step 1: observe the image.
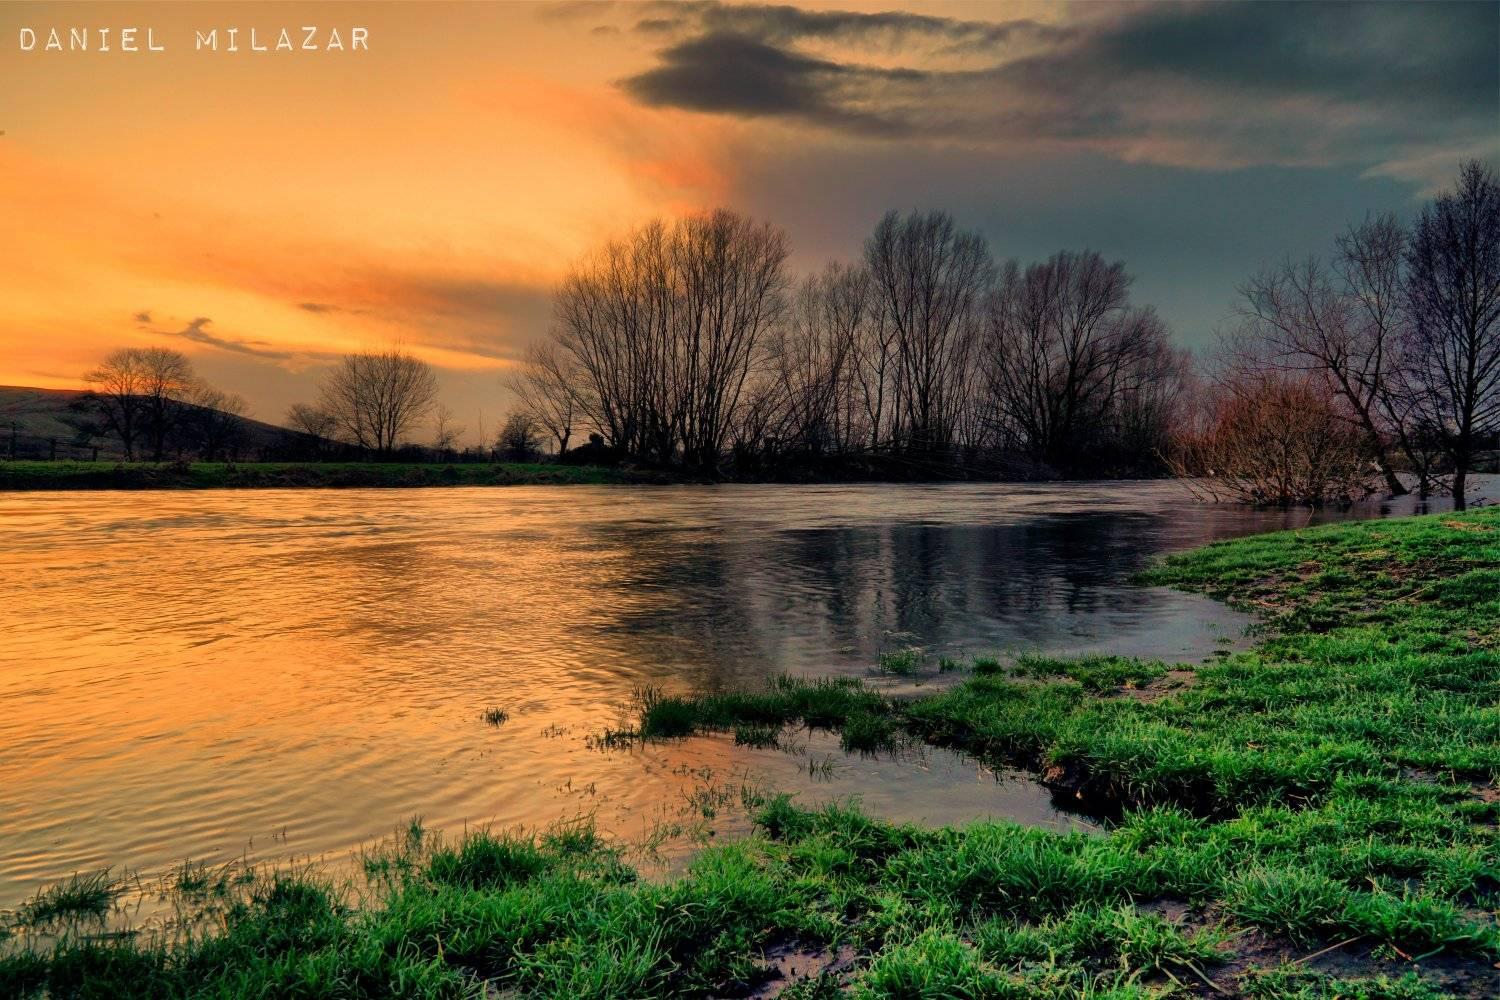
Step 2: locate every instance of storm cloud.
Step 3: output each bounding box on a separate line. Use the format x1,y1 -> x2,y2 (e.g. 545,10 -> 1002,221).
616,1 -> 1498,187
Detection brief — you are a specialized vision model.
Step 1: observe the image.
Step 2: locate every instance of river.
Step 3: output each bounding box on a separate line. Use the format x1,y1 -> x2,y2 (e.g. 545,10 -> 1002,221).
0,480 -> 1477,909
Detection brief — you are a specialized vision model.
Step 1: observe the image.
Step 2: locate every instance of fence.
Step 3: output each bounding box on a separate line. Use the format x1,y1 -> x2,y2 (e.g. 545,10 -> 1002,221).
1,427 -> 114,462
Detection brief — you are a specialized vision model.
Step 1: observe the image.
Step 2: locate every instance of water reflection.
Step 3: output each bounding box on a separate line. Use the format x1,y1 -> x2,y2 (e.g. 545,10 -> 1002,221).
0,479 -> 1484,907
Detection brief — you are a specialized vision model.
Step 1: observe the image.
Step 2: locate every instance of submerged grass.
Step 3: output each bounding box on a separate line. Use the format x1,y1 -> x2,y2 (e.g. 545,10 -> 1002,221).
12,870 -> 119,927
5,508 -> 1499,997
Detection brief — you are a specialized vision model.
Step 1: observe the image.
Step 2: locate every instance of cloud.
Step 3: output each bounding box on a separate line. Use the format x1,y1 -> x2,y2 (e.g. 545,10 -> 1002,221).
153,315 -> 297,360
132,310 -> 151,323
627,2 -> 1069,53
297,302 -> 339,314
624,33 -> 916,136
614,1 -> 1497,188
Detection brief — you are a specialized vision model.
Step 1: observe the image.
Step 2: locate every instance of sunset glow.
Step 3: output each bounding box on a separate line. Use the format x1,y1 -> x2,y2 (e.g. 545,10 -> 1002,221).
3,1 -> 1495,437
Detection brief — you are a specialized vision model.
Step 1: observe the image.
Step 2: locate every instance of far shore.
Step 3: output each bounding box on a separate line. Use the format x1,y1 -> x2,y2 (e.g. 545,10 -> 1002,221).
0,460 -> 662,491
0,458 -> 1091,491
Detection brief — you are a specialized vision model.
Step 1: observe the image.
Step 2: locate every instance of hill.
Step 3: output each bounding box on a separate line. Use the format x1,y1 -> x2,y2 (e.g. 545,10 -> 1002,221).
0,385 -> 291,460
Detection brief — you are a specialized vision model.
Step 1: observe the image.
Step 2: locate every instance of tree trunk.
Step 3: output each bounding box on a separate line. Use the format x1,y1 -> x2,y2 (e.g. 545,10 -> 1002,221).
1379,463 -> 1405,497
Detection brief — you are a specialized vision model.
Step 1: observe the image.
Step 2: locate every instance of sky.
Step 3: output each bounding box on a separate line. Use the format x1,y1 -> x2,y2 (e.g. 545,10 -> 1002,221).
2,1 -> 1496,445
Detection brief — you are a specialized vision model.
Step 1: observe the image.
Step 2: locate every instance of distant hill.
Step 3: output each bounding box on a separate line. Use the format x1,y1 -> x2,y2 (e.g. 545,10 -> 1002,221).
0,385 -> 292,460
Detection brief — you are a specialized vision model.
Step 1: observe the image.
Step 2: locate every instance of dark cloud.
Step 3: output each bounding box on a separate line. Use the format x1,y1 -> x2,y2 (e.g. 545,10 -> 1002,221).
297,302 -> 339,313
132,310 -> 151,323
629,1 -> 1068,53
624,33 -> 916,135
1086,2 -> 1496,110
615,1 -> 1497,186
160,316 -> 295,360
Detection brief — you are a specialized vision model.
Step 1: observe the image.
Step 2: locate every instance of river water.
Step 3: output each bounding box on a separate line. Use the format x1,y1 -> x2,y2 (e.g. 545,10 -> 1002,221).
0,480 -> 1474,908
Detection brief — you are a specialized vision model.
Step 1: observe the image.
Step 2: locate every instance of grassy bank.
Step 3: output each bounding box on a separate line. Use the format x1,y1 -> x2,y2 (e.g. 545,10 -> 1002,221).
0,460 -> 654,490
4,510 -> 1497,998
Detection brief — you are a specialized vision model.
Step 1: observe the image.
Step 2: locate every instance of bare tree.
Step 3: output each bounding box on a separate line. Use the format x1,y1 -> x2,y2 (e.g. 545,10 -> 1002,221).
496,409 -> 543,461
318,347 -> 439,456
186,384 -> 249,461
550,209 -> 789,467
507,340 -> 578,456
1403,161 -> 1500,509
286,402 -> 339,456
850,271 -> 898,452
81,346 -> 195,460
1171,373 -> 1379,505
431,404 -> 465,454
672,210 -> 791,466
83,348 -> 148,459
767,262 -> 867,456
1232,217 -> 1413,495
984,251 -> 1177,473
135,347 -> 196,461
865,210 -> 993,456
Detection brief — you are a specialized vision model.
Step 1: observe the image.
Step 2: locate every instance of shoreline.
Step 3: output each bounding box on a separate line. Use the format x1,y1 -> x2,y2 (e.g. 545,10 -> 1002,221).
0,459 -> 1121,492
0,460 -> 669,491
4,508 -> 1496,997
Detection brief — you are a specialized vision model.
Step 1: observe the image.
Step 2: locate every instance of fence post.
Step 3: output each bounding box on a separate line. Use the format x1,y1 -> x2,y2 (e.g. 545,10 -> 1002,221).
49,438 -> 57,461
7,423 -> 15,461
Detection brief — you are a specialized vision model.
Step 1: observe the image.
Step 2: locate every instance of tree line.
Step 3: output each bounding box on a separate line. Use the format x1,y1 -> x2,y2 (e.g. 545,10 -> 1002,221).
59,162 -> 1496,505
510,162 -> 1496,504
513,208 -> 1189,480
77,347 -> 250,461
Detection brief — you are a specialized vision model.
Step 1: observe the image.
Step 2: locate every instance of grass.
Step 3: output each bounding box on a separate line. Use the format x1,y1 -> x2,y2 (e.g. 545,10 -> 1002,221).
876,647 -> 925,676
12,870 -> 119,927
0,459 -> 651,491
5,508 -> 1498,997
481,706 -> 509,727
734,723 -> 782,748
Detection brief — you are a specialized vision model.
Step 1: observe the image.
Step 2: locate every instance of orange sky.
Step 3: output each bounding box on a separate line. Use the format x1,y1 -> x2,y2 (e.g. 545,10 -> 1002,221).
3,1 -> 1492,443
0,2 -> 760,435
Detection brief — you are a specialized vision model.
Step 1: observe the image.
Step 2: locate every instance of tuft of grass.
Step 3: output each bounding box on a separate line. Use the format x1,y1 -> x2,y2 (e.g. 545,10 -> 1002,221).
1013,653 -> 1168,693
733,723 -> 780,749
481,706 -> 509,726
638,686 -> 699,738
876,647 -> 925,676
971,655 -> 1004,675
840,711 -> 898,754
14,869 -> 119,926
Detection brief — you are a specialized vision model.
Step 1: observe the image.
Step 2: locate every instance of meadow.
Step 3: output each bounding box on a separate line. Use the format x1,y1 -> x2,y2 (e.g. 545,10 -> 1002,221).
3,508 -> 1496,998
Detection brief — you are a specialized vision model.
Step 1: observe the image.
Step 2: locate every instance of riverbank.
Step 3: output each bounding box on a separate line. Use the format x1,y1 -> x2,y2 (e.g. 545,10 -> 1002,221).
0,460 -> 658,490
3,509 -> 1496,997
0,454 -> 1078,490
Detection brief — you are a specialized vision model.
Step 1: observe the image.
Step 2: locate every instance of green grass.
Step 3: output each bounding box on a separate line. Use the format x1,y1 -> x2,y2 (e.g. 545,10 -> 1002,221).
876,647 -> 925,676
5,509 -> 1498,996
0,460 -> 649,490
733,723 -> 782,748
12,870 -> 119,927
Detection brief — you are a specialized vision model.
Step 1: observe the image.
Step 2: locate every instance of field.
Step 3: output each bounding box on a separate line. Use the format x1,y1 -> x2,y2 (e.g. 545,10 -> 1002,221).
2,508 -> 1496,998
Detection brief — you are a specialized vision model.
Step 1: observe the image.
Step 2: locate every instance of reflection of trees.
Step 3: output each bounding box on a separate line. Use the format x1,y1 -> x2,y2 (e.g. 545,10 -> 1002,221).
583,508 -> 1276,690
213,488 -> 1463,710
